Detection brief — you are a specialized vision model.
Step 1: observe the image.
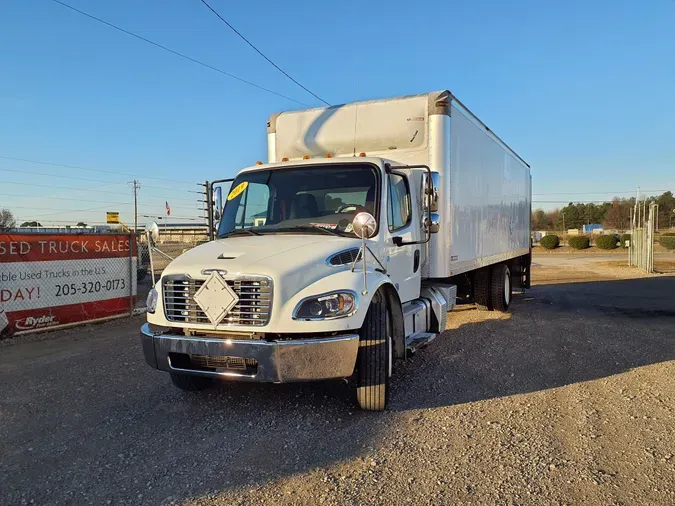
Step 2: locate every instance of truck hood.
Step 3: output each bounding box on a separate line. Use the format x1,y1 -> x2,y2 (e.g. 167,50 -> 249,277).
162,234 -> 362,299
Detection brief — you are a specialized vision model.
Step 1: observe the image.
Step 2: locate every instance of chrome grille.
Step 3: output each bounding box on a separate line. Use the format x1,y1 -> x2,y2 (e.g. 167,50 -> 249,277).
163,275 -> 272,326
189,355 -> 257,370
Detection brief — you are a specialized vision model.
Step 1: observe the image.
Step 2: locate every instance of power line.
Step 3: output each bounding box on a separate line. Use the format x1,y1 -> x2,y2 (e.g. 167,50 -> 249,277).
533,190 -> 669,196
0,192 -> 201,210
0,180 -> 200,202
0,168 -> 198,196
533,200 -> 618,204
198,0 -> 329,106
48,0 -> 310,107
0,154 -> 195,184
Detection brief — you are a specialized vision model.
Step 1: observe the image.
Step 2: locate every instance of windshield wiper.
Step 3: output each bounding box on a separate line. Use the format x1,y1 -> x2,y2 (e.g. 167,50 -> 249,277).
275,225 -> 345,237
219,228 -> 261,238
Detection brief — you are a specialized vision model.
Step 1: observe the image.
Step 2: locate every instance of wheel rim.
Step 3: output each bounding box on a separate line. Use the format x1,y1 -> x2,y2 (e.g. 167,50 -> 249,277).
504,269 -> 511,304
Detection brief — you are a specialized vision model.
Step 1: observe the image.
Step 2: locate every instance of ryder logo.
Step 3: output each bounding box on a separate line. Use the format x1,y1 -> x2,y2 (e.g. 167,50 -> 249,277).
14,315 -> 58,331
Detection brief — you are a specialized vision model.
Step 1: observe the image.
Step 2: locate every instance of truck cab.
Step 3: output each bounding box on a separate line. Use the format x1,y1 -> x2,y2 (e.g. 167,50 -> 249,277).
141,91 -> 531,411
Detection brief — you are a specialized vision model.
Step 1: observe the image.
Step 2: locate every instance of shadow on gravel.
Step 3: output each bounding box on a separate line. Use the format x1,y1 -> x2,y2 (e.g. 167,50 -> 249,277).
390,275 -> 675,413
2,277 -> 674,505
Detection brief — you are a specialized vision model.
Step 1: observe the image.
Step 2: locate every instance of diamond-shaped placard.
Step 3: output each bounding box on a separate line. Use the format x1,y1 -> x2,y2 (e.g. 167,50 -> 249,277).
193,272 -> 239,326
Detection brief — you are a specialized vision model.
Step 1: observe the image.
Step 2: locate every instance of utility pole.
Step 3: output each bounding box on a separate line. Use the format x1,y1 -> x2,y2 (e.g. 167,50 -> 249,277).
129,180 -> 140,233
562,211 -> 565,233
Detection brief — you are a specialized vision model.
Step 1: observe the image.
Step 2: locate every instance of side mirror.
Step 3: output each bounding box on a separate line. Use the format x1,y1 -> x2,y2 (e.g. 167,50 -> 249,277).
352,212 -> 377,239
424,172 -> 440,213
213,186 -> 223,221
429,213 -> 440,234
145,221 -> 160,245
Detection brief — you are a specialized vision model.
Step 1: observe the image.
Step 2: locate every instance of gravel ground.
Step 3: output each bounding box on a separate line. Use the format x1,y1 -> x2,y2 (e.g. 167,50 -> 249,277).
1,262 -> 674,505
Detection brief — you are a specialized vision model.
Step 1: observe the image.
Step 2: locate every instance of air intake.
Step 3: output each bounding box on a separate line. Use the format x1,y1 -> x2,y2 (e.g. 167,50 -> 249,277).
328,248 -> 361,266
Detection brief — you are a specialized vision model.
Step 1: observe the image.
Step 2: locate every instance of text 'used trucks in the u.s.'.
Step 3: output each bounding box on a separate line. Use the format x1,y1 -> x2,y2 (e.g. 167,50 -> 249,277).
141,90 -> 531,410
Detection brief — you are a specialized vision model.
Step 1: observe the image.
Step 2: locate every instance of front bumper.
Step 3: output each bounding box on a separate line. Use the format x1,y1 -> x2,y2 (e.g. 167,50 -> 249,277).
140,323 -> 359,383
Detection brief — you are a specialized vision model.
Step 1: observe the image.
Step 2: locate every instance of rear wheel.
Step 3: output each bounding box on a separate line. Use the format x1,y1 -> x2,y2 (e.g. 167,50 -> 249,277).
170,373 -> 214,391
474,269 -> 493,311
490,264 -> 512,312
356,300 -> 390,411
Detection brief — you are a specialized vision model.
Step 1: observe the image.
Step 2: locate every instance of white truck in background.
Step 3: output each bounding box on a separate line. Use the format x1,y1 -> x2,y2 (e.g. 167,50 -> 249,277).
141,90 -> 531,411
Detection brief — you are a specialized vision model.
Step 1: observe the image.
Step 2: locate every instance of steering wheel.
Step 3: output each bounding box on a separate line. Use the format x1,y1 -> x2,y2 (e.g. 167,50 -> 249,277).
336,203 -> 365,213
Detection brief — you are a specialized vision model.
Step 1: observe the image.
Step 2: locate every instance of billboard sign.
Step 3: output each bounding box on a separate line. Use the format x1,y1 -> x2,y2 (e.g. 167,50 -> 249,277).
0,234 -> 137,337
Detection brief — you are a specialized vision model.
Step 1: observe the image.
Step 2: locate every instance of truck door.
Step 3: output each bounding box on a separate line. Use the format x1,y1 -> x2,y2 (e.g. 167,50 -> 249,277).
385,171 -> 422,302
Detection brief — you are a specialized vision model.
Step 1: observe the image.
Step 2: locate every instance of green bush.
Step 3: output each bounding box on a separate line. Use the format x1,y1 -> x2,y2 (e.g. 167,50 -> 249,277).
659,236 -> 675,250
539,235 -> 560,249
620,233 -> 631,248
568,236 -> 591,249
595,234 -> 618,250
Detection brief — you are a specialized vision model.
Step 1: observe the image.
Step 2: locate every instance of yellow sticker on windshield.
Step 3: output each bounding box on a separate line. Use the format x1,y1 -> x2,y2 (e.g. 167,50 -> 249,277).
227,181 -> 249,201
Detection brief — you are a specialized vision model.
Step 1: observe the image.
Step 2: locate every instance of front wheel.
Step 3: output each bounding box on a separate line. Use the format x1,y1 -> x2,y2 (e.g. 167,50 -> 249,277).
356,300 -> 391,411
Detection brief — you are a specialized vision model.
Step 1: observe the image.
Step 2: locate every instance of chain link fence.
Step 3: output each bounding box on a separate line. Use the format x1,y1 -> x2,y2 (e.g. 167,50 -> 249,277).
629,201 -> 657,273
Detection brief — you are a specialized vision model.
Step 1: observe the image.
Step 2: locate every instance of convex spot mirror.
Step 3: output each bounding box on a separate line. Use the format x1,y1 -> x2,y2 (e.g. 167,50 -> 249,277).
145,221 -> 159,245
352,212 -> 377,239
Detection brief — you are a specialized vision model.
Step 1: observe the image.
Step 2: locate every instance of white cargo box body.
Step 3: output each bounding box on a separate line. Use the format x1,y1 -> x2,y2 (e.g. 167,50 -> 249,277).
267,91 -> 531,278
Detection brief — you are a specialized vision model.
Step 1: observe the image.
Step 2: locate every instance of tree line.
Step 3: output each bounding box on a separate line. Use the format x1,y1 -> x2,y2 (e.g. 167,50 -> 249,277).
532,191 -> 675,231
0,208 -> 89,231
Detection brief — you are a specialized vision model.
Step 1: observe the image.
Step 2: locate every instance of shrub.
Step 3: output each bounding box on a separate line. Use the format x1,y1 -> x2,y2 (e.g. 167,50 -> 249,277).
659,236 -> 675,250
568,236 -> 591,249
661,232 -> 675,237
595,234 -> 618,250
620,233 -> 631,248
539,235 -> 560,249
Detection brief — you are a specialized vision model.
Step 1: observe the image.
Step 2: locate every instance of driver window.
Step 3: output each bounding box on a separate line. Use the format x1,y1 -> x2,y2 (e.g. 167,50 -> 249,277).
388,174 -> 411,232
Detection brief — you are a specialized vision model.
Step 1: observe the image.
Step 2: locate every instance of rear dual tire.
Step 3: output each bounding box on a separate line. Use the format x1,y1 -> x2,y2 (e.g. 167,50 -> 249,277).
474,264 -> 512,312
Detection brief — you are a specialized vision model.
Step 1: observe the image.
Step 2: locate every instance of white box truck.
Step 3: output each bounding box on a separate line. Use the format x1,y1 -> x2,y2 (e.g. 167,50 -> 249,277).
141,90 -> 531,410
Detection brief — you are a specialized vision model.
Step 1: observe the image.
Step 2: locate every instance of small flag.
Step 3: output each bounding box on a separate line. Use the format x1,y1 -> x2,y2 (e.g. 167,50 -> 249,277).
165,201 -> 171,216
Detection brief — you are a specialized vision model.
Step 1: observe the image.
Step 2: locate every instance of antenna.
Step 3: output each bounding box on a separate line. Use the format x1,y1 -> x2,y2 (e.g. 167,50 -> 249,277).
352,83 -> 359,157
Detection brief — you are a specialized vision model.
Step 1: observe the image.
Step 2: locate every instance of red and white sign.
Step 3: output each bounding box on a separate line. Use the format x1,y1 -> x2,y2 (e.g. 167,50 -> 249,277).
0,234 -> 137,337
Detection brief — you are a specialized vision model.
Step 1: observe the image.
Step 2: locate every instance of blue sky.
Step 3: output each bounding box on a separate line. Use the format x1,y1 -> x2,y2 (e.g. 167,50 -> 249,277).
1,0 -> 674,224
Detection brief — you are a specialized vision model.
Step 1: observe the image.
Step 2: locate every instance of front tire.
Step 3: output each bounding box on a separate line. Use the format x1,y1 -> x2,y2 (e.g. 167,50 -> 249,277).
356,300 -> 390,411
490,264 -> 512,312
170,373 -> 214,391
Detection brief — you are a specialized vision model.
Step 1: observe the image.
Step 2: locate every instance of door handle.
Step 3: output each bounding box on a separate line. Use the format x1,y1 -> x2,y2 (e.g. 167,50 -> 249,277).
413,249 -> 420,273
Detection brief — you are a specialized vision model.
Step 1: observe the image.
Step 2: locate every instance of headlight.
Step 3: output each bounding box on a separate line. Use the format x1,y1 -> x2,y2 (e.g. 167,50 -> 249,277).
293,291 -> 357,320
146,287 -> 158,314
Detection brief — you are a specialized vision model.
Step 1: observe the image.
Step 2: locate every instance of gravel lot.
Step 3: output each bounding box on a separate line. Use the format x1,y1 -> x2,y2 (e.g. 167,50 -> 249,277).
1,258 -> 674,505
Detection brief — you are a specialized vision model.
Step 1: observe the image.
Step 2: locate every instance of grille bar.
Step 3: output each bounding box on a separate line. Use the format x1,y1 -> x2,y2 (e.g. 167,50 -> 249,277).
163,276 -> 272,326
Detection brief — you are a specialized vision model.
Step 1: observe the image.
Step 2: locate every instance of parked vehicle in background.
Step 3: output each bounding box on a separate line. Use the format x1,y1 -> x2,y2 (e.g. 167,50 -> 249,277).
141,91 -> 531,410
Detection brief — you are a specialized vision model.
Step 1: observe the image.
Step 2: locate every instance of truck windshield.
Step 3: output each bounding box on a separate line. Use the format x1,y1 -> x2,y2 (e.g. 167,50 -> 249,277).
217,164 -> 379,238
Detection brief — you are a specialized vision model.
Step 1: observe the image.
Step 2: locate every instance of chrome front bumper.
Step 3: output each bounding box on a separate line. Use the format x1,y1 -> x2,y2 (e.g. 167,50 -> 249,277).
140,323 -> 359,383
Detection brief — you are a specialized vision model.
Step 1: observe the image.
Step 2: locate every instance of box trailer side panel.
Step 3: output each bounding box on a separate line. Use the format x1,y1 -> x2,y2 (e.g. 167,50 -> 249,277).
442,102 -> 531,277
